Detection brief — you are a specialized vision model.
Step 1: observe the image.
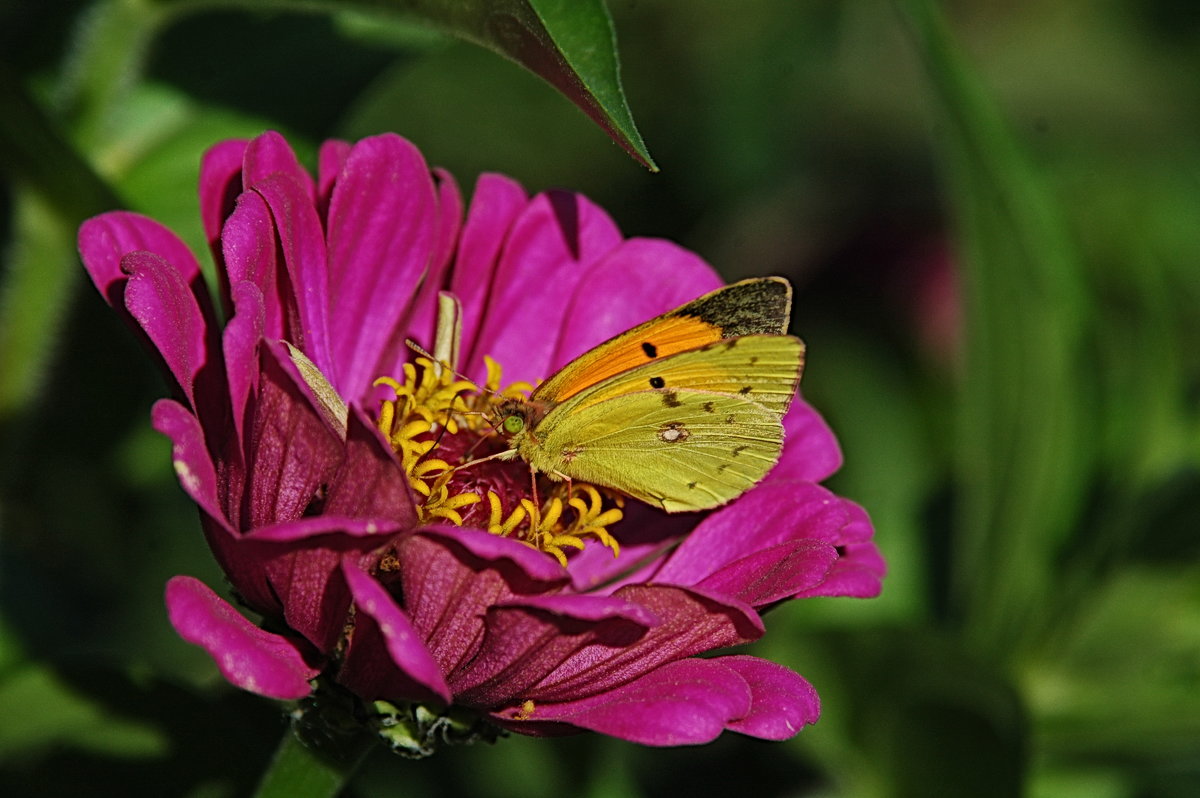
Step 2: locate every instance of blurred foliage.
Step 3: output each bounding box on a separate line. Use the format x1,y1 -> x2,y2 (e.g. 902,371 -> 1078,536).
2,0 -> 1199,796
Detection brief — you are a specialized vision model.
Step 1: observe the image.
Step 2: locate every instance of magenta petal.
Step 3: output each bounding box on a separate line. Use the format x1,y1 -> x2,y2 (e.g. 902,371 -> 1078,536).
451,594 -> 660,704
721,656 -> 820,739
656,480 -> 852,585
398,167 -> 465,356
241,343 -> 345,528
452,173 -> 527,370
324,134 -> 438,400
253,172 -> 335,381
242,130 -> 315,203
769,399 -> 844,484
419,526 -> 569,589
199,139 -> 249,264
79,212 -> 206,310
165,576 -> 318,699
151,399 -> 231,532
222,282 -> 264,453
121,250 -> 213,408
222,191 -> 286,340
697,539 -> 837,607
316,138 -> 351,217
340,563 -> 452,703
511,658 -> 752,746
795,504 -> 886,599
550,238 -> 723,371
464,191 -> 623,385
524,584 -> 763,705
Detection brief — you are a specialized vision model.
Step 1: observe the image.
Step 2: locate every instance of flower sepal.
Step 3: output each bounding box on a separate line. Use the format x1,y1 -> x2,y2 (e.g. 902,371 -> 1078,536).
370,699 -> 505,759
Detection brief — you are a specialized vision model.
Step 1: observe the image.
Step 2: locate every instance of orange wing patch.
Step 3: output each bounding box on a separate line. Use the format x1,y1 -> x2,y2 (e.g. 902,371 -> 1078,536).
532,278 -> 793,404
535,315 -> 725,403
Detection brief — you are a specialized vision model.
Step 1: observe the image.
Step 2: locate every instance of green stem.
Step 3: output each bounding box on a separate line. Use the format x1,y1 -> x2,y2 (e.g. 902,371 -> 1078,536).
254,724 -> 377,798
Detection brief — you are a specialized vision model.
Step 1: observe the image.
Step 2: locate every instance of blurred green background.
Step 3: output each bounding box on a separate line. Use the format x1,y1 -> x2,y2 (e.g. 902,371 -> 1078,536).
2,1 -> 1199,796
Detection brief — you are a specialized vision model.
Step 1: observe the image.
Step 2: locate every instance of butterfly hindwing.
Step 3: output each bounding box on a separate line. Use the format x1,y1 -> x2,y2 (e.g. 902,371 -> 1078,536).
534,277 -> 793,404
521,388 -> 785,512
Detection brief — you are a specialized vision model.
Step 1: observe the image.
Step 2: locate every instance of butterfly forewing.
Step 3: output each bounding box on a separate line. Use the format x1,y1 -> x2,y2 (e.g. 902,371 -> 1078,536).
534,277 -> 793,404
555,334 -> 804,416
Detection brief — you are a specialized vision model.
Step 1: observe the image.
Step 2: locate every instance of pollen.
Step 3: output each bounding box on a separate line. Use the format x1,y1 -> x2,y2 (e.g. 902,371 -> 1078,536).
373,355 -> 623,564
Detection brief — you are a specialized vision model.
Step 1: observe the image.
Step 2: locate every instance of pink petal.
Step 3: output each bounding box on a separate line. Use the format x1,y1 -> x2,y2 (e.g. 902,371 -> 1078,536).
770,399 -> 844,483
340,562 -> 452,703
324,134 -> 438,400
396,167 -> 465,360
463,190 -> 623,386
519,584 -> 763,705
697,539 -> 837,606
151,399 -> 230,531
395,528 -> 568,678
505,658 -> 752,746
451,173 -> 527,371
240,343 -> 345,529
316,138 -> 351,219
222,191 -> 287,340
165,575 -> 318,700
242,130 -> 315,204
550,238 -> 723,372
721,655 -> 820,739
253,172 -> 334,381
656,480 -> 853,585
199,139 -> 249,267
320,407 -> 418,525
79,212 -> 206,310
451,594 -> 660,704
221,281 -> 265,455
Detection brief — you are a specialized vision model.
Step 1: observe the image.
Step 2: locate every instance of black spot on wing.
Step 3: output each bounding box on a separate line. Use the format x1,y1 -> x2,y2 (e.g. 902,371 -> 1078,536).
641,341 -> 657,358
662,391 -> 682,408
649,376 -> 665,389
738,386 -> 753,395
702,401 -> 716,413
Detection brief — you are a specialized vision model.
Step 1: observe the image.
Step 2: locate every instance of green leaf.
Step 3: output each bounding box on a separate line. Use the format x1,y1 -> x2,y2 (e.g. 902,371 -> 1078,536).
323,0 -> 656,169
900,0 -> 1093,656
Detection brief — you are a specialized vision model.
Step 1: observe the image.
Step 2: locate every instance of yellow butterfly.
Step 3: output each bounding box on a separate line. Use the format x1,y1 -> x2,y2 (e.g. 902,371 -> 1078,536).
495,277 -> 805,512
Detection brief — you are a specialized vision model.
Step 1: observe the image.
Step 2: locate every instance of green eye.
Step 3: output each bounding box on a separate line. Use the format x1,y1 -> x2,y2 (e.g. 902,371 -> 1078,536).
502,415 -> 525,435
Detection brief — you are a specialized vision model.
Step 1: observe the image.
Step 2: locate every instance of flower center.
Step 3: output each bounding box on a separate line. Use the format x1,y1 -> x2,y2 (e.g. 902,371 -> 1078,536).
373,356 -> 623,566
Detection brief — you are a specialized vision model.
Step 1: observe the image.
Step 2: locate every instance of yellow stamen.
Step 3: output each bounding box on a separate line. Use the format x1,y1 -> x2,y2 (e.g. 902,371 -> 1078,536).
373,355 -> 623,563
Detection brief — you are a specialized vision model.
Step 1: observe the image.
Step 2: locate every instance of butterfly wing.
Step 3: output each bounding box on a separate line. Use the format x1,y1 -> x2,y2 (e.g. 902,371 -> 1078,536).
556,333 -> 805,416
534,277 -> 793,404
520,388 -> 785,512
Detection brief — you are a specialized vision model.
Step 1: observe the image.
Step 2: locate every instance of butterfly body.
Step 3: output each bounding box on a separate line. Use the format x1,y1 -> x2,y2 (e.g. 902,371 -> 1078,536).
496,278 -> 804,512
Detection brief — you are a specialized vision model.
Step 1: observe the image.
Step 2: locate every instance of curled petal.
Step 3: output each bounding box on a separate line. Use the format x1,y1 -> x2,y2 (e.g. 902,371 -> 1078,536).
165,576 -> 318,700
340,562 -> 452,704
151,399 -> 230,532
199,138 -> 249,267
79,211 -> 205,311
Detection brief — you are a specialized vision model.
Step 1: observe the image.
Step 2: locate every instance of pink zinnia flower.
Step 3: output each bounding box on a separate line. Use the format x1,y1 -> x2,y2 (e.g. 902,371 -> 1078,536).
78,131 -> 883,751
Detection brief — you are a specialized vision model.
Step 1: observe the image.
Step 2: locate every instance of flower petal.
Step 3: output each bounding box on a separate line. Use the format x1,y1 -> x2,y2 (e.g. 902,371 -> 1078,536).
550,238 -> 723,371
79,211 -> 205,310
199,139 -> 249,269
324,134 -> 438,400
794,503 -> 886,598
316,138 -> 351,219
252,172 -> 335,384
165,575 -> 318,700
770,398 -> 844,483
222,281 -> 265,454
339,562 -> 452,703
721,655 -> 820,739
697,539 -> 837,607
151,399 -> 230,531
222,191 -> 288,341
452,173 -> 527,369
242,130 -> 315,204
451,594 -> 660,704
464,190 -> 623,385
655,480 -> 853,586
393,527 -> 568,679
504,658 -> 752,746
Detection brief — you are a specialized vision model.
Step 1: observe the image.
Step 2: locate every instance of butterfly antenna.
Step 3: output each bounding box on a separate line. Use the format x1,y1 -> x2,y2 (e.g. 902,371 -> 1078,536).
404,339 -> 507,402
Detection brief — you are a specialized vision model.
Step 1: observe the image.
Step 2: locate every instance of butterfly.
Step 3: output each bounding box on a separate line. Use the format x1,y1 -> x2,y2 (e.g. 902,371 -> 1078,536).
494,277 -> 805,512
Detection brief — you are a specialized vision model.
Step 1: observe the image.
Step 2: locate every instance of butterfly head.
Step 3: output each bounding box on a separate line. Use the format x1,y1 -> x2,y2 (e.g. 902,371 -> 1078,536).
495,397 -> 551,442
